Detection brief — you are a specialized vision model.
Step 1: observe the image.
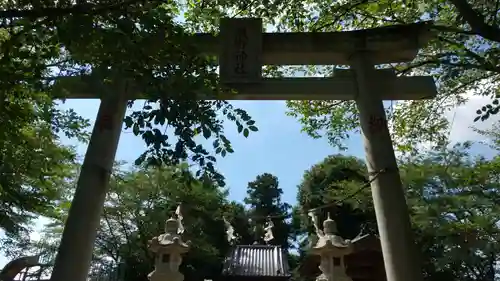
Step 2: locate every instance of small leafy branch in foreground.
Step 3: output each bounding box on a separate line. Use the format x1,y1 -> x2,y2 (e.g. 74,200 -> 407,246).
475,96 -> 500,122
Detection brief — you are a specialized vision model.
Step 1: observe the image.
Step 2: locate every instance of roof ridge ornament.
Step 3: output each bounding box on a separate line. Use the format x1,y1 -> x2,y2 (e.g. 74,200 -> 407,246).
174,204 -> 184,235
263,216 -> 274,244
223,216 -> 238,244
308,210 -> 324,238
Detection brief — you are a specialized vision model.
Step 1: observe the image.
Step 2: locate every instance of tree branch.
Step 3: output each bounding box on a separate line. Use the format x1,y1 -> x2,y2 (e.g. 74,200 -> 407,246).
312,0 -> 371,31
448,0 -> 500,43
102,209 -> 121,262
430,24 -> 480,36
0,0 -> 146,19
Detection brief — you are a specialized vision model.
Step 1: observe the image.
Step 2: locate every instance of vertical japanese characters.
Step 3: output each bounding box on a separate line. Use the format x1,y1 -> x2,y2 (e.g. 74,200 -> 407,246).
234,27 -> 248,75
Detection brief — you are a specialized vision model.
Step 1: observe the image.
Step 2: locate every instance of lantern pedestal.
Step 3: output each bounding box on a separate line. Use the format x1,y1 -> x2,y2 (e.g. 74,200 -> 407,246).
310,214 -> 354,281
148,217 -> 190,281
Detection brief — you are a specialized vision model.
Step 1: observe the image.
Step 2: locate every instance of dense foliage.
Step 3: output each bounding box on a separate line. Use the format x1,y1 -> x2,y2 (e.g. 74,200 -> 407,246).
5,124 -> 498,281
18,164 -> 244,281
0,8 -> 90,234
180,0 -> 500,153
402,141 -> 500,281
0,96 -> 88,236
296,155 -> 375,239
2,1 -> 500,281
244,173 -> 293,248
0,1 -> 261,217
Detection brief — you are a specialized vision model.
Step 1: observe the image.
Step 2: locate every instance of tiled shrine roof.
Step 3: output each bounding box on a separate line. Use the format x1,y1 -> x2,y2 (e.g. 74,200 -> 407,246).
222,245 -> 291,278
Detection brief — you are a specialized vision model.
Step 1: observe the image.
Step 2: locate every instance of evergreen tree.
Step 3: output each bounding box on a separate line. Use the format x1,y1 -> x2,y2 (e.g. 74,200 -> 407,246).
26,164 -> 250,281
244,173 -> 292,248
297,154 -> 374,240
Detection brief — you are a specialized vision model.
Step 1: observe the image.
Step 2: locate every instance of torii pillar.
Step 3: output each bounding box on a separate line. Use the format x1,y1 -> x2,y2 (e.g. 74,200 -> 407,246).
49,80 -> 131,281
49,18 -> 435,281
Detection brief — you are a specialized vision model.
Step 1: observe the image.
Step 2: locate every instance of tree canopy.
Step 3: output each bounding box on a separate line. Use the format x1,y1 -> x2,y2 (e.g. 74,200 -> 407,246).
282,0 -> 500,154
0,94 -> 88,235
244,173 -> 293,248
401,141 -> 500,281
1,0 -> 261,191
179,0 -> 500,153
3,0 -> 499,173
18,163 -> 249,281
2,1 -> 500,281
296,154 -> 375,239
0,0 -> 269,237
293,139 -> 500,281
4,132 -> 500,281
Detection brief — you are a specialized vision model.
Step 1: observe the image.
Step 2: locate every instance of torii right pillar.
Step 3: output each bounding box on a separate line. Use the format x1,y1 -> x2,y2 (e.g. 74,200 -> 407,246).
350,49 -> 426,281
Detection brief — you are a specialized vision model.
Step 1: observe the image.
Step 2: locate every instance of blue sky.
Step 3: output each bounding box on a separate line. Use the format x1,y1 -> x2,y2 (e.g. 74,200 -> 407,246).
0,96 -> 496,268
60,99 -> 365,204
52,97 -> 500,208
4,100 -> 360,268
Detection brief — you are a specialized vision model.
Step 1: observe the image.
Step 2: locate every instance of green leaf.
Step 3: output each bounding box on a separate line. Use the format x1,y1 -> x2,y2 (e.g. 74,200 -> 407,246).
243,128 -> 249,138
133,124 -> 140,136
135,153 -> 146,166
124,116 -> 134,128
202,127 -> 211,139
481,112 -> 490,121
248,125 -> 258,132
220,135 -> 230,144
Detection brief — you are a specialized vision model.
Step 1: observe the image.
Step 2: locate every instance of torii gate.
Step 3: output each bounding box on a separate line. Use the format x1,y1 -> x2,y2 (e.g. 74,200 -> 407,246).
49,19 -> 436,281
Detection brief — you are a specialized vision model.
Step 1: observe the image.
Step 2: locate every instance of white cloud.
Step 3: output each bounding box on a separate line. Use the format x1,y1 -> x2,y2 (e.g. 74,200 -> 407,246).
388,87 -> 499,154
446,94 -> 498,144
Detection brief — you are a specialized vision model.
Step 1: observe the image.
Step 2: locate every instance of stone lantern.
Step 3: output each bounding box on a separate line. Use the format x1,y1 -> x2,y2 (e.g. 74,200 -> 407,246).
310,213 -> 354,281
148,217 -> 189,281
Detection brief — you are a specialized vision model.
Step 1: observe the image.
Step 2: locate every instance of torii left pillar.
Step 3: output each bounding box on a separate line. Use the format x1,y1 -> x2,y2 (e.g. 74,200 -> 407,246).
49,83 -> 130,281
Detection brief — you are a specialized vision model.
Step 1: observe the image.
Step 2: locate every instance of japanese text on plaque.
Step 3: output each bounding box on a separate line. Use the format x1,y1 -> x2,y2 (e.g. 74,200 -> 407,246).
234,27 -> 248,75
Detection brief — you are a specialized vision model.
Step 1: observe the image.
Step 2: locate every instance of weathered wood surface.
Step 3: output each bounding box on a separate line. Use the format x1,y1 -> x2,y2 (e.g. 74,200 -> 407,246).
191,21 -> 434,65
219,18 -> 263,83
51,69 -> 437,100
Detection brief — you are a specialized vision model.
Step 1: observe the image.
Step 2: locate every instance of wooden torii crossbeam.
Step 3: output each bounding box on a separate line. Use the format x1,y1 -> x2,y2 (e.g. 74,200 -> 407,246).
54,19 -> 435,101
55,68 -> 434,100
49,18 -> 436,281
